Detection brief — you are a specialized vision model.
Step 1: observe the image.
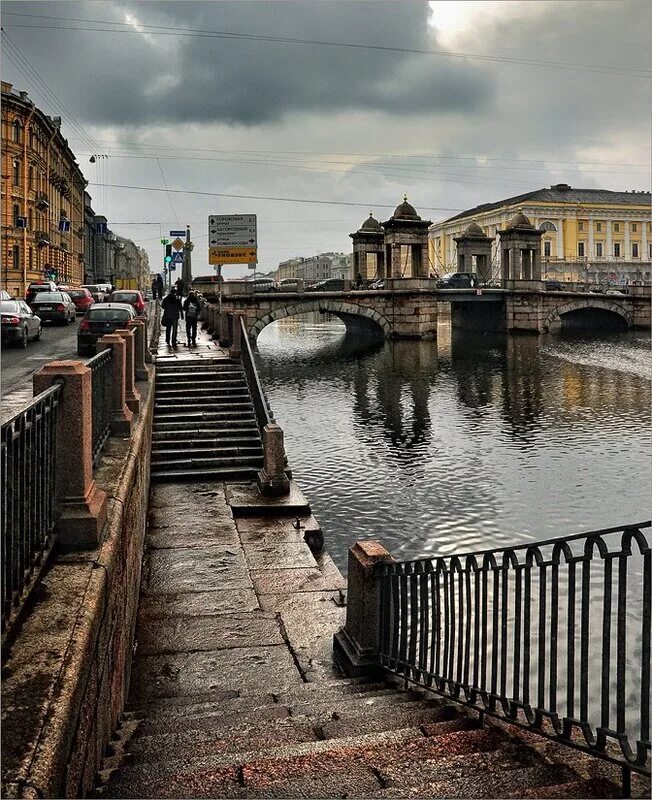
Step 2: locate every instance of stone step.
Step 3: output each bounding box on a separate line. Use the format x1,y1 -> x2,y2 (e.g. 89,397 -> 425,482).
152,467 -> 260,483
151,454 -> 263,471
156,382 -> 248,394
127,679 -> 391,719
156,363 -> 241,374
152,426 -> 259,440
153,410 -> 256,423
503,777 -> 622,799
154,396 -> 253,408
151,446 -> 263,461
156,371 -> 245,382
130,691 -> 442,739
97,724 -> 507,799
151,435 -> 262,449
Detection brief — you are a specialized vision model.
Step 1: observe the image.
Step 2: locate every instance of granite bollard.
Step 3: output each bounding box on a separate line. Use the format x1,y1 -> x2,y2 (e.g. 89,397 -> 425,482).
219,308 -> 233,345
257,422 -> 290,496
228,311 -> 244,359
333,540 -> 395,676
96,333 -> 134,435
127,318 -> 148,381
114,328 -> 141,414
33,361 -> 108,550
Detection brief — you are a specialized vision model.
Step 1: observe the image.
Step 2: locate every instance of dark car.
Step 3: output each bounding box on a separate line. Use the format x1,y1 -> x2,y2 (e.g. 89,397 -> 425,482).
1,300 -> 42,347
29,291 -> 77,324
60,287 -> 95,314
436,272 -> 478,289
77,303 -> 136,355
109,290 -> 147,316
25,280 -> 57,303
545,280 -> 563,291
306,279 -> 346,292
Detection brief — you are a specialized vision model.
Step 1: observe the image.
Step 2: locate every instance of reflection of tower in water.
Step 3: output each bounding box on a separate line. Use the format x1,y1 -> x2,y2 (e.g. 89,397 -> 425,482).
352,340 -> 438,458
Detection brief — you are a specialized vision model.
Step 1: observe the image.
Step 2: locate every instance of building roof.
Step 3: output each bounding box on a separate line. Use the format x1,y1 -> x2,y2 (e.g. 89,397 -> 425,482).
440,184 -> 652,225
463,221 -> 486,236
506,211 -> 534,229
392,196 -> 420,220
360,212 -> 383,232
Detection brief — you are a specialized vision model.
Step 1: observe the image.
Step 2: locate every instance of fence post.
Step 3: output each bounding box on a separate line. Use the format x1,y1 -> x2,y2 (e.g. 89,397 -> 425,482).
114,328 -> 141,414
219,308 -> 233,345
33,362 -> 108,550
229,312 -> 242,359
96,334 -> 134,436
127,318 -> 148,381
333,541 -> 394,677
257,422 -> 290,496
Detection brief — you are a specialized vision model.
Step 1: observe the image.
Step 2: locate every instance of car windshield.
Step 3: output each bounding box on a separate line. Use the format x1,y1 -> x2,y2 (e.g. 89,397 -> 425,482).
112,292 -> 138,301
33,292 -> 63,301
441,274 -> 455,279
29,285 -> 52,292
1,301 -> 21,313
88,308 -> 130,321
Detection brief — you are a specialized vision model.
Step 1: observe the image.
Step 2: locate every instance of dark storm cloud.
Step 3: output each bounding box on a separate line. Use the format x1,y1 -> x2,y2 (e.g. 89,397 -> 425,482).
3,1 -> 492,125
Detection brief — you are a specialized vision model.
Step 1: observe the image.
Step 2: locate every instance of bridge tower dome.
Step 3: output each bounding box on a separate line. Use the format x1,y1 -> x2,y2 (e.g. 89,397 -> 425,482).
498,211 -> 544,282
381,196 -> 432,279
454,222 -> 493,284
350,212 -> 385,281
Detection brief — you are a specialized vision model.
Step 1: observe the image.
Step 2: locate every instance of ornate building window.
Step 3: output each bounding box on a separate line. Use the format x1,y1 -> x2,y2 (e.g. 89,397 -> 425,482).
13,159 -> 21,185
543,240 -> 551,257
596,222 -> 602,232
631,223 -> 637,233
632,242 -> 639,258
12,119 -> 22,143
596,242 -> 603,257
578,241 -> 585,257
538,221 -> 557,232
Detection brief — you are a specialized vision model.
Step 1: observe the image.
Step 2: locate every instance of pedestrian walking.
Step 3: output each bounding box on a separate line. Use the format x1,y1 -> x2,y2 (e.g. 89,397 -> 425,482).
161,288 -> 184,347
174,277 -> 186,298
151,278 -> 158,300
183,290 -> 201,347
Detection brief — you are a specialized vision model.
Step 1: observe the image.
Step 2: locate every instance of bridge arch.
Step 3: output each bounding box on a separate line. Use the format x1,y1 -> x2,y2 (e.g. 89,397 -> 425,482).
543,299 -> 632,332
248,298 -> 392,341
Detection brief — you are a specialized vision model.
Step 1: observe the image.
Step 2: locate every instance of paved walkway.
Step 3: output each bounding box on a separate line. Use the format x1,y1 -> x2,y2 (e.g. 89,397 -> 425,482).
153,321 -> 227,361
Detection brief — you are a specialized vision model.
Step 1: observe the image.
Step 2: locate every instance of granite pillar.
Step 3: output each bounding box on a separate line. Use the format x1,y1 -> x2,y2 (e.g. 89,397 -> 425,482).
127,318 -> 148,381
333,540 -> 395,676
257,422 -> 290,496
96,334 -> 134,436
33,362 -> 108,550
114,328 -> 140,414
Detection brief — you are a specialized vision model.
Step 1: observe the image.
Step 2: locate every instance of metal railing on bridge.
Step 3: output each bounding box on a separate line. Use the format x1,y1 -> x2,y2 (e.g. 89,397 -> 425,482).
378,522 -> 651,784
1,385 -> 61,642
88,349 -> 113,467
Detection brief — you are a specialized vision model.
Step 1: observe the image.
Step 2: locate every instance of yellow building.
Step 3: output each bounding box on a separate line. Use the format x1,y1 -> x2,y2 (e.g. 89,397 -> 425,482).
429,184 -> 652,282
1,81 -> 87,297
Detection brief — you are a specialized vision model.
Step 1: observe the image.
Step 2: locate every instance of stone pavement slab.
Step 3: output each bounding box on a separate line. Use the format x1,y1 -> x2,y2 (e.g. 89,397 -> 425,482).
142,545 -> 252,594
226,481 -> 311,517
242,541 -> 317,571
146,525 -> 240,550
137,589 -> 260,620
251,567 -> 336,595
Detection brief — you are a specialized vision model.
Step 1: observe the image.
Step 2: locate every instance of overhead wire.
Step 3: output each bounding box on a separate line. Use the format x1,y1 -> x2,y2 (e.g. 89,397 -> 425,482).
3,12 -> 651,78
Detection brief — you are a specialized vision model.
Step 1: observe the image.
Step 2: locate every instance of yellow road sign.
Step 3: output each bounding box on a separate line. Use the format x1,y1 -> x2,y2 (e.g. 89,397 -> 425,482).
209,246 -> 258,264
171,237 -> 185,250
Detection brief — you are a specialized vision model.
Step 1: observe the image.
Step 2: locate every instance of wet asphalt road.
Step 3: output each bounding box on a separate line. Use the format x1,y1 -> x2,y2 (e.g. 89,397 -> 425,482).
1,317 -> 85,397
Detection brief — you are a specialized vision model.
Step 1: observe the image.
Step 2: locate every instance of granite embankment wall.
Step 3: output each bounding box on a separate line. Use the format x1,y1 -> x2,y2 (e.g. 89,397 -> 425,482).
2,375 -> 154,798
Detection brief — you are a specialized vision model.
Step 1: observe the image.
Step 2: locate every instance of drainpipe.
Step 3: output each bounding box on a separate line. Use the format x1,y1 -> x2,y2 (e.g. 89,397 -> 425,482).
45,124 -> 57,285
22,103 -> 35,293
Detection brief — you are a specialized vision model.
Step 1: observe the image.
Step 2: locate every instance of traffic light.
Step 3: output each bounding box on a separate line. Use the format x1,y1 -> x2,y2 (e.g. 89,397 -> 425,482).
165,244 -> 172,264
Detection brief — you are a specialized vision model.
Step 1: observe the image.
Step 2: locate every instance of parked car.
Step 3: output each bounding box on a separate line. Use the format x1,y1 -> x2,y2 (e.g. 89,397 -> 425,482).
278,278 -> 300,292
251,279 -> 278,293
544,280 -> 563,291
1,290 -> 12,301
369,279 -> 386,290
1,300 -> 42,347
109,290 -> 147,316
81,284 -> 106,303
77,303 -> 136,355
306,278 -> 346,292
436,273 -> 478,289
29,291 -> 77,324
59,287 -> 95,314
25,280 -> 57,303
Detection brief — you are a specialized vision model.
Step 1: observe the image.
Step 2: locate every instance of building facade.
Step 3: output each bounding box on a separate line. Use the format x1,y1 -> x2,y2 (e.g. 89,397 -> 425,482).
429,184 -> 652,283
1,81 -> 87,296
114,235 -> 149,289
276,252 -> 352,283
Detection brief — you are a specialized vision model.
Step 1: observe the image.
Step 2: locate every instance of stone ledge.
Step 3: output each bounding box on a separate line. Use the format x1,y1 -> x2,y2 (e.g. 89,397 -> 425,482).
1,369 -> 155,799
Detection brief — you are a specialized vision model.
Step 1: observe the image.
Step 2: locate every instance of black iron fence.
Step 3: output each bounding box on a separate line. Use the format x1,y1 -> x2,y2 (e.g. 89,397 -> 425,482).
88,348 -> 113,466
378,522 -> 651,777
1,385 -> 61,641
239,315 -> 274,434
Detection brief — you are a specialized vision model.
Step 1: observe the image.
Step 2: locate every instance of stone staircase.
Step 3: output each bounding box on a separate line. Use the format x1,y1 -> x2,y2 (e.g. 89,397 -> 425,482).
95,676 -> 624,799
152,358 -> 264,482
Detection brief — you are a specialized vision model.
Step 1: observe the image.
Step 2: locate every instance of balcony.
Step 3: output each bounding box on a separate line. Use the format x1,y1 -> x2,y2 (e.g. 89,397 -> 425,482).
35,191 -> 49,210
36,230 -> 50,247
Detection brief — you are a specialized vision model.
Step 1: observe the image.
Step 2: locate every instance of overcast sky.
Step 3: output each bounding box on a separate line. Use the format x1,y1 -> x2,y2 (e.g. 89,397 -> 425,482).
3,0 -> 650,279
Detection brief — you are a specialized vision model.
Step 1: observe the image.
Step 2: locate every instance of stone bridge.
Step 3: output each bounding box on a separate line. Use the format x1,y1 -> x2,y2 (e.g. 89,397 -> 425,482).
208,281 -> 651,340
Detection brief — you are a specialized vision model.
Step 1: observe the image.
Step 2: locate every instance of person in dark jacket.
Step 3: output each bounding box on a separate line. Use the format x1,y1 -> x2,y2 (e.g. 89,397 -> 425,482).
161,288 -> 183,346
174,277 -> 186,298
182,291 -> 201,346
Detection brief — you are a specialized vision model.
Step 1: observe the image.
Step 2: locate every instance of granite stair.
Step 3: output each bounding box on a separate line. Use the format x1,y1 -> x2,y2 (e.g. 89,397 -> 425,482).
152,357 -> 263,481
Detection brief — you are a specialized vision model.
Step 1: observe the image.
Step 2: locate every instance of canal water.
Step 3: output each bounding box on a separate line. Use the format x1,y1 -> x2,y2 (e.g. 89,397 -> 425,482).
255,314 -> 651,572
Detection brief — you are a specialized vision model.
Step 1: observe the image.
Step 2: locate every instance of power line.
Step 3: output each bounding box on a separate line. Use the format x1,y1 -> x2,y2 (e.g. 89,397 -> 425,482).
157,158 -> 180,225
69,139 -> 651,170
87,182 -> 464,212
3,13 -> 651,78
